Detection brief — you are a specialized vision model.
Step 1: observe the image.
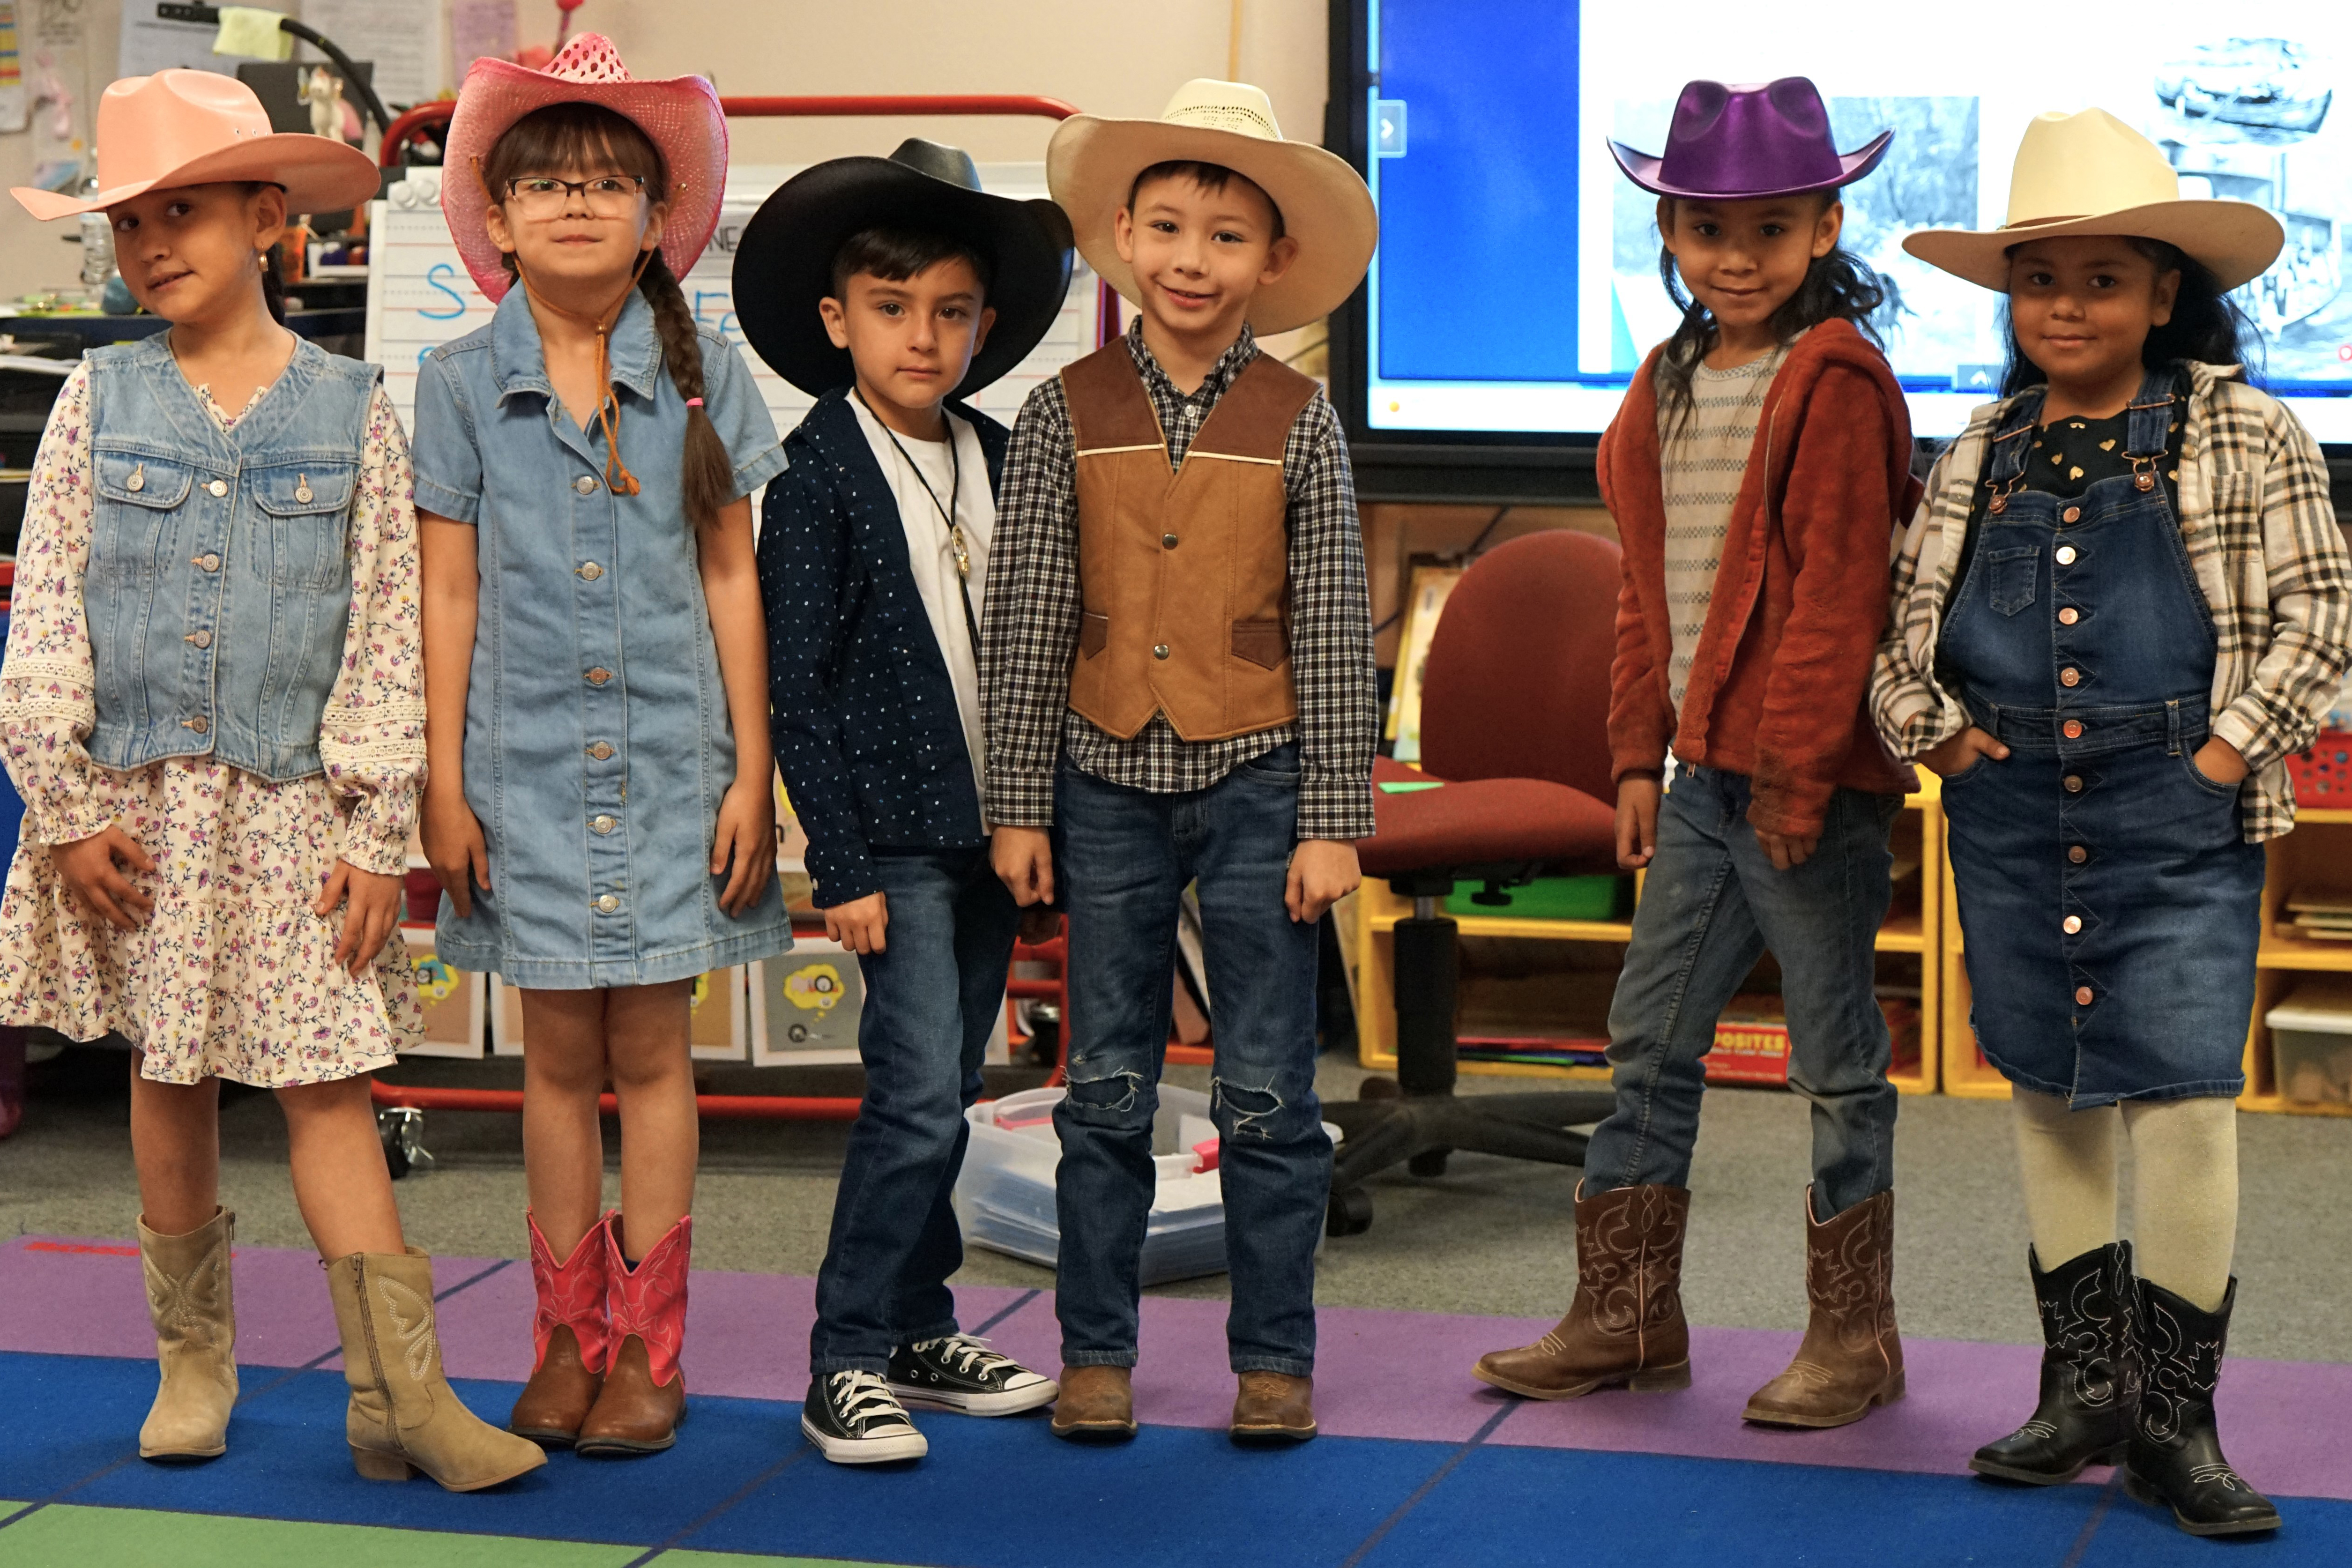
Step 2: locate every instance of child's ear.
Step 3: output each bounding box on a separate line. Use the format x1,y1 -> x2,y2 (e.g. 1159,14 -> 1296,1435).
1811,199 -> 1844,260
1112,205 -> 1138,265
973,304 -> 997,352
1656,196 -> 1680,258
484,201 -> 516,256
818,295 -> 851,351
1259,233 -> 1300,287
640,199 -> 669,253
250,183 -> 289,250
2151,268 -> 2181,327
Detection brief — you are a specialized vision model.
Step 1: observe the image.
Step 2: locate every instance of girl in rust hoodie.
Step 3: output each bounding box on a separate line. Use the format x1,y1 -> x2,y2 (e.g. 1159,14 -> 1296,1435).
1474,78 -> 1919,1432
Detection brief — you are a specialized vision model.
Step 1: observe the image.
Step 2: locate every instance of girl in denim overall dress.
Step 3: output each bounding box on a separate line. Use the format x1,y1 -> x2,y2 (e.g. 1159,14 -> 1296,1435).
0,71 -> 543,1490
1876,110 -> 2352,1537
413,37 -> 789,1457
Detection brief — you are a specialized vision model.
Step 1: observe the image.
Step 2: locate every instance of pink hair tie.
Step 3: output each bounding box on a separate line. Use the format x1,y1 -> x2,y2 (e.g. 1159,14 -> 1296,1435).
685,398 -> 704,408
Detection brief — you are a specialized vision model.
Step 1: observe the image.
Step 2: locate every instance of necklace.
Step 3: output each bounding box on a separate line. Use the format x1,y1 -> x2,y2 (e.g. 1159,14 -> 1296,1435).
857,387 -> 981,656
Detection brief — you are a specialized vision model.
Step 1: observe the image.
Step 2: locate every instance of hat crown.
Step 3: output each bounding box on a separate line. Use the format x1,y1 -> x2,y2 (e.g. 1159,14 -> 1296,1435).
539,32 -> 635,85
2003,108 -> 2180,228
887,137 -> 983,194
1158,79 -> 1283,143
95,69 -> 275,190
1655,76 -> 1845,196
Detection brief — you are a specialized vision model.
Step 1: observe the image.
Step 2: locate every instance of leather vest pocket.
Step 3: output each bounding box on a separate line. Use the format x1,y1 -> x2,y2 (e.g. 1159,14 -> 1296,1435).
1079,611 -> 1110,659
1230,618 -> 1288,670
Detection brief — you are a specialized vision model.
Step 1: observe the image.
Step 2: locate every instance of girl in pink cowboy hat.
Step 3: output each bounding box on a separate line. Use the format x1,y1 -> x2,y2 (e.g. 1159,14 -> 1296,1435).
0,70 -> 545,1490
412,34 -> 790,1459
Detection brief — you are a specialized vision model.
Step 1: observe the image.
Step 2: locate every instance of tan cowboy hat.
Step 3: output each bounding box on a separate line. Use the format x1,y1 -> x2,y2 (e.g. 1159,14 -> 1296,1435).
1904,107 -> 2284,291
1048,79 -> 1377,336
12,67 -> 380,222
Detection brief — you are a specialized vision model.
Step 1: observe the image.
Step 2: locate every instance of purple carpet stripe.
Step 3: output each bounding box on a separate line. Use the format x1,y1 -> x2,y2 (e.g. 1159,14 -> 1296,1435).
10,1234 -> 2351,1501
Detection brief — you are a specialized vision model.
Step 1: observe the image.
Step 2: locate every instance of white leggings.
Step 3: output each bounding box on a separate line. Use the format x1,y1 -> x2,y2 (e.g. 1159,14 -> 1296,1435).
2010,1087 -> 2237,1311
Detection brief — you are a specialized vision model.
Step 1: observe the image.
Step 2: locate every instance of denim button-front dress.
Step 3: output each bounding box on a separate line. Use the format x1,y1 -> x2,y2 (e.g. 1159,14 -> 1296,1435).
411,287 -> 792,988
1938,368 -> 2263,1105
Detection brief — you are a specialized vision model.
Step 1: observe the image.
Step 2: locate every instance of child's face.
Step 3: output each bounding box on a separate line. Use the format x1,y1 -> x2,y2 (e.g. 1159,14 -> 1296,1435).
1659,195 -> 1840,335
819,257 -> 996,416
484,154 -> 668,292
2006,237 -> 2179,389
109,183 -> 286,325
1114,172 -> 1298,342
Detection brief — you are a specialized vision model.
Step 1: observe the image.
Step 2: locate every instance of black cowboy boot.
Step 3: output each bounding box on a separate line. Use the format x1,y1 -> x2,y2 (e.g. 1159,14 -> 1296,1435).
2124,1278 -> 2280,1537
1971,1242 -> 2136,1484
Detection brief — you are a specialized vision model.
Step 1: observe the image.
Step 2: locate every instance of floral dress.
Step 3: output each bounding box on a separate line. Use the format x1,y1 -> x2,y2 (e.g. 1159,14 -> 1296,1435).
0,361 -> 425,1086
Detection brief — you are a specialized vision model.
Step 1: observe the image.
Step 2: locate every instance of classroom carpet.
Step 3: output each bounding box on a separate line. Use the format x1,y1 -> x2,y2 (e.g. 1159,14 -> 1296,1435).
1,1234 -> 2346,1567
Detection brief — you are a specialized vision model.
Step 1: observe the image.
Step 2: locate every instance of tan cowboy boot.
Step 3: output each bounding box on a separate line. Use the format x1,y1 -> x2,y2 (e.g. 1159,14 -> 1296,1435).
1744,1187 -> 1905,1428
1230,1372 -> 1316,1444
326,1247 -> 548,1490
137,1207 -> 238,1460
1050,1365 -> 1137,1442
1473,1183 -> 1691,1398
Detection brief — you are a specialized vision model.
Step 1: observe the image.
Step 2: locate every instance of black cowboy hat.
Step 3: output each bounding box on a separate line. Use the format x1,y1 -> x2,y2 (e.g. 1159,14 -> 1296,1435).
733,138 -> 1076,399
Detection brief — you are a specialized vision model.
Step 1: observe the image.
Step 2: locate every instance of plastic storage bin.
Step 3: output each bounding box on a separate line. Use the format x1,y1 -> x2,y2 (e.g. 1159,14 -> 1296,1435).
955,1086 -> 1340,1286
2264,979 -> 2352,1105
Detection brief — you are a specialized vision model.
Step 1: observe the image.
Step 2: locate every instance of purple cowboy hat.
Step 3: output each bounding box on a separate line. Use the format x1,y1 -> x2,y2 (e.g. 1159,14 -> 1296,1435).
1610,77 -> 1891,200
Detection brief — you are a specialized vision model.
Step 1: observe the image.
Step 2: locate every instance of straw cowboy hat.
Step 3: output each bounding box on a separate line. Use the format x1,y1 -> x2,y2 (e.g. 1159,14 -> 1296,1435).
1904,108 -> 2284,291
733,138 -> 1075,399
441,32 -> 726,302
1609,77 -> 1891,201
11,67 -> 379,221
1047,79 -> 1377,336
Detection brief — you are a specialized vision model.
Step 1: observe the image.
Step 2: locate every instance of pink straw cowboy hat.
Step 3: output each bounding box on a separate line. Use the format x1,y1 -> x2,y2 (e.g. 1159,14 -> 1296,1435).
442,32 -> 727,301
11,67 -> 380,222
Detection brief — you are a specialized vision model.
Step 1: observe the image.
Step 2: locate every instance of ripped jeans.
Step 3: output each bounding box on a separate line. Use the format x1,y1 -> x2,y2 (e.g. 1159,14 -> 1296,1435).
1051,745 -> 1331,1375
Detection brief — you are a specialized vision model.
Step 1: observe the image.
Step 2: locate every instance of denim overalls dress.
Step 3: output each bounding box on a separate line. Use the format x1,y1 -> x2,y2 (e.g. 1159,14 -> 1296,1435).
411,288 -> 792,988
1937,369 -> 2263,1104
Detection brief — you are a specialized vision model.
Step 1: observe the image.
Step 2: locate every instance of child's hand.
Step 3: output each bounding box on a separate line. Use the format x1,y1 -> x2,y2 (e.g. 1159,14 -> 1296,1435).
992,827 -> 1055,907
1753,826 -> 1821,873
421,784 -> 490,919
1919,725 -> 2009,779
1616,776 -> 1662,870
1287,839 -> 1360,923
2191,735 -> 2250,788
315,860 -> 400,974
54,825 -> 156,931
713,775 -> 777,917
822,891 -> 888,955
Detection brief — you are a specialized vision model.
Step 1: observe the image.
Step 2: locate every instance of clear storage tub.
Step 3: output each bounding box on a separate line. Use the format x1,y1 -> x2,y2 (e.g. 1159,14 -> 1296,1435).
2264,979 -> 2352,1105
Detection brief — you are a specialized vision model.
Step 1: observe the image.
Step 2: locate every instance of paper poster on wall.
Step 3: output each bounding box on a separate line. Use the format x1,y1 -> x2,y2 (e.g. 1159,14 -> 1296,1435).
0,5 -> 27,134
301,0 -> 441,106
117,0 -> 220,78
448,0 -> 514,84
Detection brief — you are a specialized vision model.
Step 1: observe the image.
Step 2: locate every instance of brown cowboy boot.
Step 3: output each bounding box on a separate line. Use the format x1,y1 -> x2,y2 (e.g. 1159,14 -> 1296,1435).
1230,1372 -> 1316,1444
1744,1187 -> 1905,1428
1050,1365 -> 1137,1442
1473,1183 -> 1691,1398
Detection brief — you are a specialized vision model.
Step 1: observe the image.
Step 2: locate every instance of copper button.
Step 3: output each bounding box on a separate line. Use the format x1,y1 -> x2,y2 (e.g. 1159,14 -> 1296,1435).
2075,986 -> 2094,1006
586,668 -> 612,686
2060,668 -> 2081,687
2062,915 -> 2083,935
574,476 -> 598,494
186,630 -> 212,649
1152,644 -> 1171,660
586,741 -> 614,761
2055,545 -> 2078,565
2064,774 -> 2084,793
590,814 -> 617,835
2058,607 -> 2079,625
2062,719 -> 2084,739
2062,506 -> 2081,524
2069,846 -> 2088,864
594,893 -> 620,914
194,554 -> 220,572
183,715 -> 208,734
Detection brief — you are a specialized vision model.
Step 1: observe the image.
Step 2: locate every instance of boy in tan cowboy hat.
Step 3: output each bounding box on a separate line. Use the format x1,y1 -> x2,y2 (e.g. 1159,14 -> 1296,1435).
981,79 -> 1378,1445
1876,107 -> 2352,1538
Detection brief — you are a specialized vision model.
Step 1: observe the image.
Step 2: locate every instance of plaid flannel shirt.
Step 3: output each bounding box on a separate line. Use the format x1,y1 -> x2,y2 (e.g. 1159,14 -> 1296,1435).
981,319 -> 1379,840
1870,361 -> 2352,842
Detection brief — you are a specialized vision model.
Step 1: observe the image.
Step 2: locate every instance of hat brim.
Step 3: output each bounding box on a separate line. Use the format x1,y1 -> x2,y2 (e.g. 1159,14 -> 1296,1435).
13,131 -> 381,221
1606,129 -> 1893,201
1902,199 -> 2286,292
1046,116 -> 1376,336
440,56 -> 728,301
731,158 -> 1075,400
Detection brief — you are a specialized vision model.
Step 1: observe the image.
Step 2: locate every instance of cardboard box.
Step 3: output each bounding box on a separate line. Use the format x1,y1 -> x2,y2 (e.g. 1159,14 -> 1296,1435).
397,924 -> 484,1058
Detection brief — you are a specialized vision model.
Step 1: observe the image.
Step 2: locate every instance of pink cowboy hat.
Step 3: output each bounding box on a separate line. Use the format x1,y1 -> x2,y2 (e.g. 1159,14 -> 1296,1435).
11,68 -> 380,221
442,32 -> 727,302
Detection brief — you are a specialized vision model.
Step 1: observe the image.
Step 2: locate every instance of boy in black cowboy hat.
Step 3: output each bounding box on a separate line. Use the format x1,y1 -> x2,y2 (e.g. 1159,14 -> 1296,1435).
738,140 -> 1074,1465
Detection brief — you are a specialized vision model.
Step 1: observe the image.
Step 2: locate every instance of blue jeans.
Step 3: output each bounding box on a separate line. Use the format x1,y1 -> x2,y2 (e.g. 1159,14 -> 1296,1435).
1052,744 -> 1331,1376
1581,765 -> 1901,1219
809,846 -> 1020,1375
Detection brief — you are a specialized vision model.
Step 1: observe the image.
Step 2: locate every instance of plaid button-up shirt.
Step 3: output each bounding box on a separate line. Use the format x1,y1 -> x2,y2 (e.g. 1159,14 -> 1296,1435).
1871,361 -> 2352,841
981,319 -> 1378,840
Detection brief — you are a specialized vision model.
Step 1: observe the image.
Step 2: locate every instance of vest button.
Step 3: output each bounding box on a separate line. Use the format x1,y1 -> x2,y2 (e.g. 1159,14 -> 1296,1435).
2063,774 -> 2084,793
2055,545 -> 2077,565
206,479 -> 228,498
575,476 -> 598,495
577,562 -> 604,581
595,893 -> 620,914
183,715 -> 209,734
2069,845 -> 2088,864
1162,533 -> 1179,550
2063,915 -> 2083,935
2060,667 -> 2081,687
586,741 -> 615,760
2062,719 -> 2084,739
194,554 -> 220,572
2058,607 -> 2080,625
586,668 -> 612,686
590,814 -> 617,835
2075,986 -> 2095,1006
187,629 -> 212,649
1153,644 -> 1170,660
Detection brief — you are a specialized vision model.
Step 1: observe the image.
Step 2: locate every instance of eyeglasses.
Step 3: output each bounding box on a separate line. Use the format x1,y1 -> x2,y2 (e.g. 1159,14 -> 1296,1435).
500,174 -> 650,216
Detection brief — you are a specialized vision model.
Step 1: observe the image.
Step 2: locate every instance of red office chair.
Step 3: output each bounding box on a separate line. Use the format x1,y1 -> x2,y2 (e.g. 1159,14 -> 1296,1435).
1326,530 -> 1625,1233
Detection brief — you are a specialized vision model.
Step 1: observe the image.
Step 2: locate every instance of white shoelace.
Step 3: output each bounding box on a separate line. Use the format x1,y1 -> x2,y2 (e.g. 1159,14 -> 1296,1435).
912,1333 -> 1022,1379
829,1369 -> 912,1429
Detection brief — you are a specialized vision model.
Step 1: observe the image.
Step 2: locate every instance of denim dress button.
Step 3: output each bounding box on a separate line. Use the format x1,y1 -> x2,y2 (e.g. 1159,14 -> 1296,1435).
577,562 -> 604,580
206,479 -> 227,498
186,630 -> 212,648
586,668 -> 612,686
586,741 -> 614,760
2061,668 -> 2081,687
2064,774 -> 2084,792
2069,846 -> 2088,864
183,715 -> 208,733
575,475 -> 598,494
590,815 -> 616,835
595,893 -> 620,914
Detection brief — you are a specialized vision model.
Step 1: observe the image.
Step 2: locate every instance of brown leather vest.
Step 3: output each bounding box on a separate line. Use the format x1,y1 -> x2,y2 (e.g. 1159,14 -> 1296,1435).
1061,342 -> 1318,743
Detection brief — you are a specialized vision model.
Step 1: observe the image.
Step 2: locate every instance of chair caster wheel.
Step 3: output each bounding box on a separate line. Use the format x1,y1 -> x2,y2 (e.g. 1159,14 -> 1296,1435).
1408,1149 -> 1451,1178
1358,1076 -> 1401,1102
1326,1187 -> 1374,1236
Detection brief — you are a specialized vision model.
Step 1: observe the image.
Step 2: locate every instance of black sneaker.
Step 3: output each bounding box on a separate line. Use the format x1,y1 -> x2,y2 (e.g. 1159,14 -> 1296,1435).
887,1334 -> 1059,1416
802,1370 -> 928,1464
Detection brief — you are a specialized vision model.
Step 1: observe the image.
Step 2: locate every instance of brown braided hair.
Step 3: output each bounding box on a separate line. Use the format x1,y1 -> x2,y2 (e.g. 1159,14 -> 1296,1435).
482,102 -> 733,530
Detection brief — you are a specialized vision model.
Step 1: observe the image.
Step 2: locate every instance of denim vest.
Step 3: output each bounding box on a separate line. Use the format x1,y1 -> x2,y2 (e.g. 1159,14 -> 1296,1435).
83,335 -> 377,782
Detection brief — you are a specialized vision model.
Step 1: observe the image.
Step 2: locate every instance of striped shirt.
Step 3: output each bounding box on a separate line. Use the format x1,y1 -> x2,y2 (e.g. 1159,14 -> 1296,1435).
1658,350 -> 1783,711
1870,361 -> 2352,842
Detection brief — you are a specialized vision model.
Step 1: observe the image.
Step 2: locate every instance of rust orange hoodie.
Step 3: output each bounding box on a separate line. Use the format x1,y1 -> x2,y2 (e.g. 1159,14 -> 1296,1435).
1601,318 -> 1920,837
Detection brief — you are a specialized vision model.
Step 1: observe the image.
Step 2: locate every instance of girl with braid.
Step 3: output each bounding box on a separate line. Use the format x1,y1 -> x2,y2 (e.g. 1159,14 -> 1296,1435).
411,36 -> 790,1458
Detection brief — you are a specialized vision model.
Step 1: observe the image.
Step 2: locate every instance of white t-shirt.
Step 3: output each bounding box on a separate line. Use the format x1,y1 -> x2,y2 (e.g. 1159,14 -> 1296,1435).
849,397 -> 996,813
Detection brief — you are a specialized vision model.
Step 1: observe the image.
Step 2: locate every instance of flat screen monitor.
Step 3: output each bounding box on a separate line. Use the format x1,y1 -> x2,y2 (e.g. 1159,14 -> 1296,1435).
1333,1 -> 2352,497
